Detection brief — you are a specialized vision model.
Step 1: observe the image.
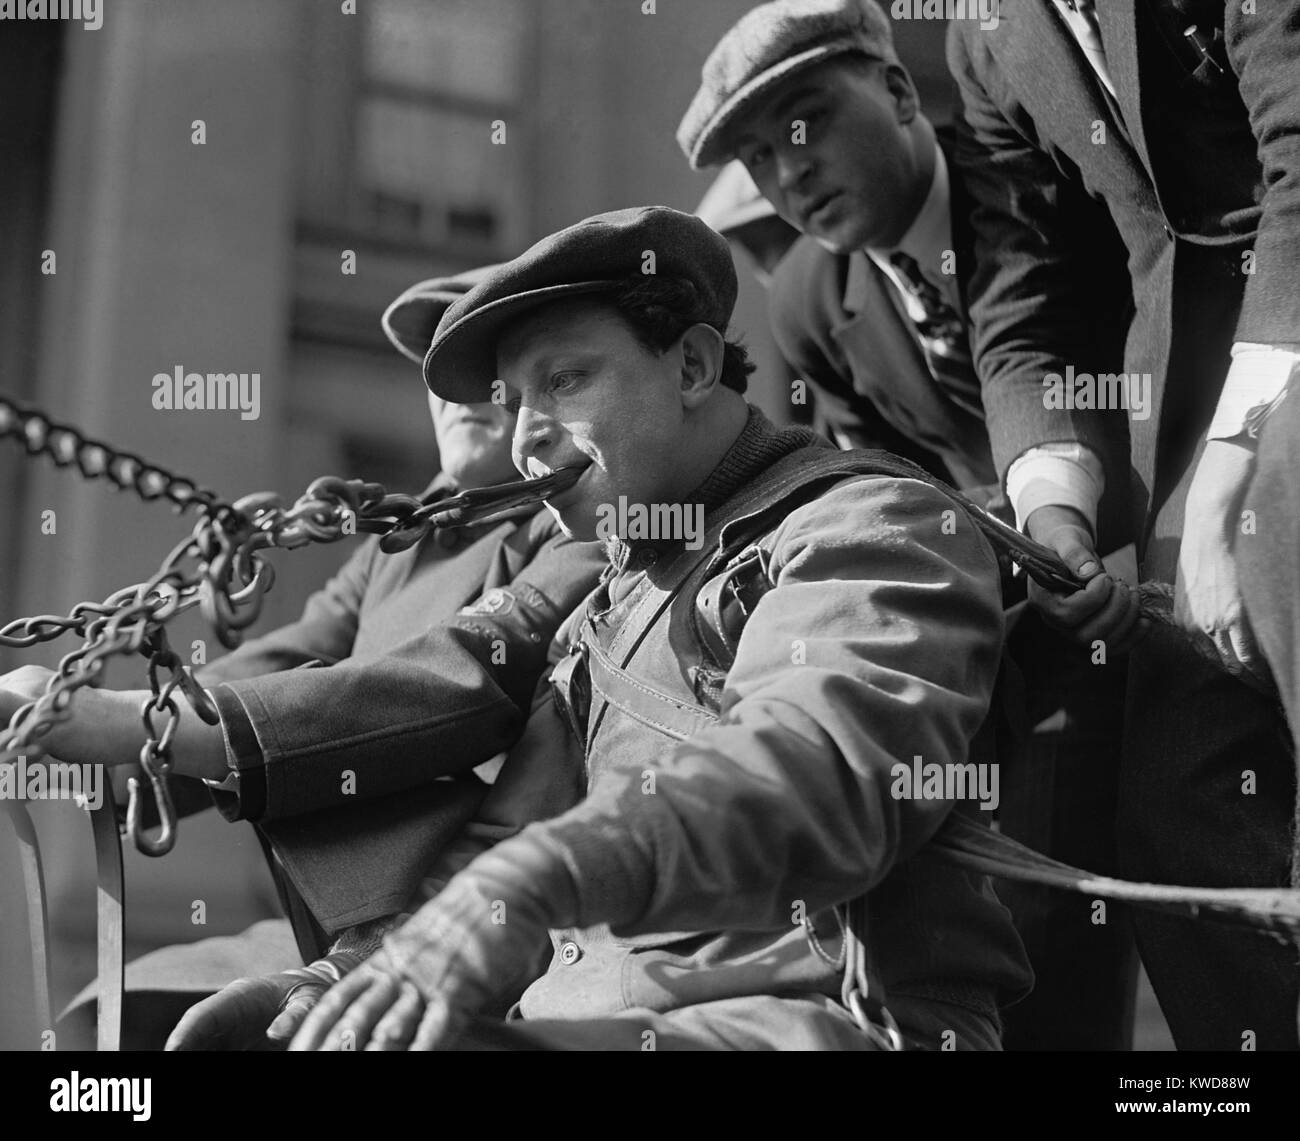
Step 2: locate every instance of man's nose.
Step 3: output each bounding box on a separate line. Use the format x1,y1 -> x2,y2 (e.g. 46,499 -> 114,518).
776,146 -> 814,194
512,403 -> 555,470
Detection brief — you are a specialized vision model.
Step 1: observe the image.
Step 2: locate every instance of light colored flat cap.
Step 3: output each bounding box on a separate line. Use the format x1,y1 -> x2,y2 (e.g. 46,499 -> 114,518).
678,0 -> 899,170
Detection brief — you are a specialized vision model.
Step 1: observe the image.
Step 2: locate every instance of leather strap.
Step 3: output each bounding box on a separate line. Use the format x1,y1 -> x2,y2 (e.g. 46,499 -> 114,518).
585,636 -> 720,742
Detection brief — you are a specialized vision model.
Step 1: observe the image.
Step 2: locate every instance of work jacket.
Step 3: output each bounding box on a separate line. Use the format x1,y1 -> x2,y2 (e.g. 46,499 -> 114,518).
420,410 -> 1033,1045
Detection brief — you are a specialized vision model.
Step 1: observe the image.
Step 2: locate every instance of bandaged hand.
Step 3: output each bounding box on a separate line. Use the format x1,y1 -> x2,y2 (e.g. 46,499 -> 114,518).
164,951 -> 362,1051
289,836 -> 576,1051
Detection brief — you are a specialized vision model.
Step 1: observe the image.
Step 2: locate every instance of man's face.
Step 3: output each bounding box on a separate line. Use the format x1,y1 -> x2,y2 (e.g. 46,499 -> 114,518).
427,393 -> 518,488
729,56 -> 922,254
495,299 -> 692,539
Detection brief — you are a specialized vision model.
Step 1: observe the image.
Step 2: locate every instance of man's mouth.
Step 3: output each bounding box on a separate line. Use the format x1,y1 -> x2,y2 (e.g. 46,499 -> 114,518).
801,190 -> 842,227
530,461 -> 591,504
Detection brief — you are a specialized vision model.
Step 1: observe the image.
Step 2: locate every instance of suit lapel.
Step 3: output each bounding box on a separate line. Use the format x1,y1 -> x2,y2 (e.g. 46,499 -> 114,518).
831,254 -> 945,440
988,0 -> 1145,181
1096,0 -> 1156,180
937,131 -> 973,316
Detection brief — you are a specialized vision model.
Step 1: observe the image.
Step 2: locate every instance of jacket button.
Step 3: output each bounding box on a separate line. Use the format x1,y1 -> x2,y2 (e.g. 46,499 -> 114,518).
558,940 -> 582,965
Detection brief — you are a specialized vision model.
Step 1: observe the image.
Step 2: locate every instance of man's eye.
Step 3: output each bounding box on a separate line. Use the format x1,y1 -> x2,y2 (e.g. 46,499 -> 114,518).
549,372 -> 582,393
743,146 -> 771,169
504,397 -> 522,414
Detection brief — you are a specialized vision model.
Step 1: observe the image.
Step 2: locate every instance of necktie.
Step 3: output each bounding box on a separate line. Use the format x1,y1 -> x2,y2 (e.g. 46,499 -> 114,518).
887,252 -> 981,418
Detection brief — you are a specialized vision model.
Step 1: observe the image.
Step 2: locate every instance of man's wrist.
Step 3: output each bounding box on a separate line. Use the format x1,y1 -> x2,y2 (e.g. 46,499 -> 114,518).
1005,445 -> 1104,533
1025,503 -> 1095,545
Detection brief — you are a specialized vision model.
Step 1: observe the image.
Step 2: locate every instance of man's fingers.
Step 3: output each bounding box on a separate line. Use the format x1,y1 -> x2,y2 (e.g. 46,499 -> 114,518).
266,985 -> 325,1043
1075,579 -> 1136,646
409,994 -> 460,1051
165,981 -> 268,1051
164,998 -> 223,1052
1105,591 -> 1146,655
364,982 -> 425,1051
1215,616 -> 1263,681
288,968 -> 377,1051
318,976 -> 401,1052
1031,573 -> 1112,632
290,971 -> 401,1051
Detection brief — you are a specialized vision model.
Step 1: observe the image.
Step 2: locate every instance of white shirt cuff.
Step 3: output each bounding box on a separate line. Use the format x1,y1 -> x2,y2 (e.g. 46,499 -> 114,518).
1005,444 -> 1105,533
1205,343 -> 1299,441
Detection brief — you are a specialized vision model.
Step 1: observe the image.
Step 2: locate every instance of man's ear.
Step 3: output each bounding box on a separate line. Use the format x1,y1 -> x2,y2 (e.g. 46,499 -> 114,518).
677,323 -> 726,407
882,63 -> 920,125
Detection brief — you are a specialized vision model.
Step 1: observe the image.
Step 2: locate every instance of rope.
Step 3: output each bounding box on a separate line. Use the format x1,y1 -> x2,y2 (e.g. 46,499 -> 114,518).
933,813 -> 1300,942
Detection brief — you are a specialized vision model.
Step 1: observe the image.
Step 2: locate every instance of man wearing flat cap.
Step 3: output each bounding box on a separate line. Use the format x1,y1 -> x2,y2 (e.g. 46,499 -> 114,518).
26,268 -> 605,1049
282,204 -> 1032,1052
677,0 -> 1136,1049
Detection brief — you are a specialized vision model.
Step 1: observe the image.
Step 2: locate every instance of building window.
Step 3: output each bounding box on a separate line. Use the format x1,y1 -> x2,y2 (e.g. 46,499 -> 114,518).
352,0 -> 531,253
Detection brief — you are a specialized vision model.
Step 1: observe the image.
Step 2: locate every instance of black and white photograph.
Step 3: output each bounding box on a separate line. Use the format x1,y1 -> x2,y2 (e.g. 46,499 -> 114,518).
0,0 -> 1295,1117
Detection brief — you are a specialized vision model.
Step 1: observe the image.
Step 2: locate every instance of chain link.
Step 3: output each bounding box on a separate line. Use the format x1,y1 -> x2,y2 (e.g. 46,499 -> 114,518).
0,395 -> 575,857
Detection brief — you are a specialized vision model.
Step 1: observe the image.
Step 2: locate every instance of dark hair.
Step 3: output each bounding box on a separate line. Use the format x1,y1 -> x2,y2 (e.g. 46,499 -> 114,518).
605,276 -> 754,394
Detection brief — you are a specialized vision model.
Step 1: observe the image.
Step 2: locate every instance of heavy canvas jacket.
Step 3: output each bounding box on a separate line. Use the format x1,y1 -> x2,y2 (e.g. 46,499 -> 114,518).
420,411 -> 1033,1041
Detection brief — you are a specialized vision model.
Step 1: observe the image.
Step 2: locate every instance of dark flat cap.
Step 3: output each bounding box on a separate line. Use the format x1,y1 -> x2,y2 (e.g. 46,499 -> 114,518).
678,0 -> 899,170
424,206 -> 738,403
381,265 -> 498,364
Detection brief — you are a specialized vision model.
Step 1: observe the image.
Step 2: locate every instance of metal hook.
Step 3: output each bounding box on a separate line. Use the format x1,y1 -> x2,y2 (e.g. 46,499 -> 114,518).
125,742 -> 177,857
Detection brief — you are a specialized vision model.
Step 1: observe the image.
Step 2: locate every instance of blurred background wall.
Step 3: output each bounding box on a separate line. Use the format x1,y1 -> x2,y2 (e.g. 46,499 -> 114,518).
0,0 -> 967,1046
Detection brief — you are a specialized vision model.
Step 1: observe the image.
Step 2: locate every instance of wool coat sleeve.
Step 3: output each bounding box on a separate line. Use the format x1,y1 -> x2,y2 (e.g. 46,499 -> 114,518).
1225,1 -> 1300,343
206,516 -> 604,822
944,20 -> 1132,489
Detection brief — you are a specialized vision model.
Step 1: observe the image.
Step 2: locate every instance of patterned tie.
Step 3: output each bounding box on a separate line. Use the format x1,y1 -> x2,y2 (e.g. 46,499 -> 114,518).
889,252 -> 972,350
886,252 -> 984,422
887,250 -> 973,378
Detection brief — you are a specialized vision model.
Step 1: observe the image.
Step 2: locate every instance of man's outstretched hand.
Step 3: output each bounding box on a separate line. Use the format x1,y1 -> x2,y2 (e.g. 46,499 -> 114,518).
165,953 -> 360,1051
1025,504 -> 1144,654
289,839 -> 573,1051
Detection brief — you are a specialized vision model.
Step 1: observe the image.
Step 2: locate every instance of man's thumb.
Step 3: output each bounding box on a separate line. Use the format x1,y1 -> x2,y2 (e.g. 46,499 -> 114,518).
1050,527 -> 1101,579
267,987 -> 323,1042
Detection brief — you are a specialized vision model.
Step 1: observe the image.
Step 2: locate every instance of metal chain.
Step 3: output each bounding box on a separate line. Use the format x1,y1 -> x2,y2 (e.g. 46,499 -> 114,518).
0,395 -> 577,856
0,395 -> 571,857
0,394 -> 231,521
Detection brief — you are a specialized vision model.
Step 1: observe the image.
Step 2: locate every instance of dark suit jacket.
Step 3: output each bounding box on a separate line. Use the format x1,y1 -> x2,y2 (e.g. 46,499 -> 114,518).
948,0 -> 1297,568
768,134 -> 1000,495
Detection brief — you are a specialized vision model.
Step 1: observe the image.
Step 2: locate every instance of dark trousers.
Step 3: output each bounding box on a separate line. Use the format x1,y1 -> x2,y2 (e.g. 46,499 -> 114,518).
1120,631 -> 1298,1050
1115,389 -> 1300,1052
997,609 -> 1138,1050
